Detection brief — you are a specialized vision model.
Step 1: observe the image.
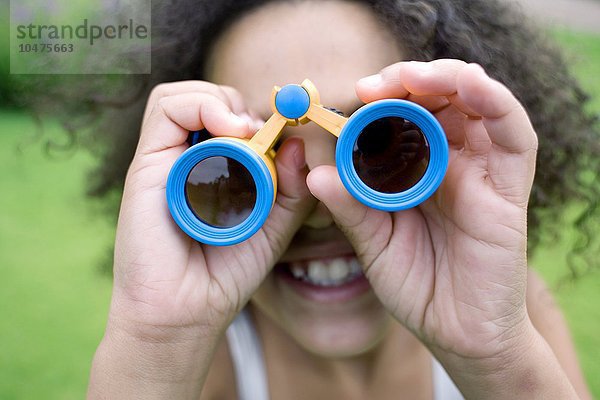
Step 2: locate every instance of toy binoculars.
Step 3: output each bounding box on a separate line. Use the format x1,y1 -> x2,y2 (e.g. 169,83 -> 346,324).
167,79 -> 448,246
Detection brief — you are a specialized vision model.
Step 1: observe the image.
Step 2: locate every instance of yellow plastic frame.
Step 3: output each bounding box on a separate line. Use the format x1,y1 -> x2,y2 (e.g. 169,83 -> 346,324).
243,79 -> 349,197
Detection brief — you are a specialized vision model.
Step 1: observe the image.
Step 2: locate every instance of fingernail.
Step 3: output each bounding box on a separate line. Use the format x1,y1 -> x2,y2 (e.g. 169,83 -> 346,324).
358,74 -> 382,87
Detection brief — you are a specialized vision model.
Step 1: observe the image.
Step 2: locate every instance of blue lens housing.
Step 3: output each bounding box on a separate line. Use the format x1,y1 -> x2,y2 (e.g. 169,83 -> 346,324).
336,99 -> 448,211
166,138 -> 275,246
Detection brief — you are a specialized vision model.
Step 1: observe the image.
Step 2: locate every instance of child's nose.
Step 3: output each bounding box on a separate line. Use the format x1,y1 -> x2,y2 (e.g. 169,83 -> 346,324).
279,124 -> 338,229
292,124 -> 337,169
303,201 -> 334,229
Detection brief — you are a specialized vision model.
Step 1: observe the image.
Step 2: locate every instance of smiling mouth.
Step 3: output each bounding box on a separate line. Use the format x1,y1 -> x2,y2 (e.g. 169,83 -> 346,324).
273,226 -> 372,302
277,256 -> 364,287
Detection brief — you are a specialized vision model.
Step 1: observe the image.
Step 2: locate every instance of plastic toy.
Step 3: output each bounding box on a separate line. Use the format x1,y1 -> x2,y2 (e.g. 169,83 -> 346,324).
167,79 -> 448,246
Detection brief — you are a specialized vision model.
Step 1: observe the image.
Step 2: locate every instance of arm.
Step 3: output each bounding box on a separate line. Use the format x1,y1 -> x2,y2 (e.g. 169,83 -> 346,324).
87,81 -> 315,399
88,320 -> 219,399
307,59 -> 588,399
526,269 -> 593,400
429,270 -> 591,400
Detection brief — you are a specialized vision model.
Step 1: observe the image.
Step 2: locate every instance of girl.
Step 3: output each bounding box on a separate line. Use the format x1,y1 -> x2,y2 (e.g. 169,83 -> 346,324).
86,1 -> 597,398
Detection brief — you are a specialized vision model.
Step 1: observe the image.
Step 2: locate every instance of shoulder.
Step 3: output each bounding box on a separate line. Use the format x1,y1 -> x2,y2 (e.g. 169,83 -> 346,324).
199,336 -> 238,400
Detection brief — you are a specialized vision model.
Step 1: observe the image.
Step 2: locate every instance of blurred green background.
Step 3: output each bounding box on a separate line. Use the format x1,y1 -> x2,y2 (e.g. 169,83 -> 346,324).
1,15 -> 599,400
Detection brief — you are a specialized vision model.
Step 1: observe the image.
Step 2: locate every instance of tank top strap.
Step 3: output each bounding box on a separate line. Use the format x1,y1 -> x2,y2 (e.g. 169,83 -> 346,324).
226,308 -> 464,400
225,308 -> 270,400
432,357 -> 465,400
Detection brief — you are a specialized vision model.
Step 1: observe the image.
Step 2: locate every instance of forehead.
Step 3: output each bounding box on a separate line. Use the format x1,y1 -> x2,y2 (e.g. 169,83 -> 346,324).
207,0 -> 403,116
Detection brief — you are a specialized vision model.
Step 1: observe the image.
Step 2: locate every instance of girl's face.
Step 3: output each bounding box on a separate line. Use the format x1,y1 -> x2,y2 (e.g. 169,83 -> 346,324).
208,0 -> 403,357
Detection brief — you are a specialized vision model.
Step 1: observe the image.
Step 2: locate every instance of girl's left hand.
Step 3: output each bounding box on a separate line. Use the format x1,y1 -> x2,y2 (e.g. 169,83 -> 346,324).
307,60 -> 538,365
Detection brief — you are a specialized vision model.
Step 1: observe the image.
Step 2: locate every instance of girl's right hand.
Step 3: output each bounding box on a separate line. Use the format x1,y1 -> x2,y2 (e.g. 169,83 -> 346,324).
89,82 -> 315,399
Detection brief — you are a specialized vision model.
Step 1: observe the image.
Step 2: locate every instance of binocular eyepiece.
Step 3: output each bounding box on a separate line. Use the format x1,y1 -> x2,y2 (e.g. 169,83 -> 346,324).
167,79 -> 448,246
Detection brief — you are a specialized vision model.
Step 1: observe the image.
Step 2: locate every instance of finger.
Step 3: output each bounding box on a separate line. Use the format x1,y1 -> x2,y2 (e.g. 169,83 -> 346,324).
385,60 -> 537,154
254,138 -> 317,260
355,59 -> 468,103
306,165 -> 392,269
457,64 -> 538,206
456,64 -> 538,153
356,72 -> 409,102
361,60 -> 537,154
143,82 -> 264,134
143,81 -> 235,124
356,62 -> 465,148
358,60 -> 537,206
432,104 -> 469,148
391,59 -> 469,96
138,92 -> 250,155
219,85 -> 264,133
357,59 -> 478,116
463,117 -> 492,155
405,94 -> 451,114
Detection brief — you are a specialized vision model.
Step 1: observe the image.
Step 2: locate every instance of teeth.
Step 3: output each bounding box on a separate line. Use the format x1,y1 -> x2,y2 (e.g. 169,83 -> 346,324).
289,257 -> 363,287
308,261 -> 329,282
349,258 -> 362,275
329,258 -> 350,281
291,263 -> 305,278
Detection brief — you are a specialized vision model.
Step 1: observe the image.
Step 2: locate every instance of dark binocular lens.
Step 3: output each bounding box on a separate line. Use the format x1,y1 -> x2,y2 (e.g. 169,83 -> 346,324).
185,156 -> 257,228
352,117 -> 430,194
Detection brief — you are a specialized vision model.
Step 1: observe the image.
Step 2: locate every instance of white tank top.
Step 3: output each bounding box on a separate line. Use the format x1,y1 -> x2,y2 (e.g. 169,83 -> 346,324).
226,309 -> 465,400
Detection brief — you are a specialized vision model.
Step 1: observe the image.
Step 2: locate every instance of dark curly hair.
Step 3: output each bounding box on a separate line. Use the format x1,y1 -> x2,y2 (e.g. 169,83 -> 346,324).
28,0 -> 600,278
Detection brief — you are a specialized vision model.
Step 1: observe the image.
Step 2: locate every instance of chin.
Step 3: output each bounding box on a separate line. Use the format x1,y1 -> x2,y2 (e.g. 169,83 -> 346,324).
284,306 -> 394,358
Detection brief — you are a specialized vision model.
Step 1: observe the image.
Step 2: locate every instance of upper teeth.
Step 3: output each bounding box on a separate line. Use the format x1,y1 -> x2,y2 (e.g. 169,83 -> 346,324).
291,257 -> 362,286
291,265 -> 305,278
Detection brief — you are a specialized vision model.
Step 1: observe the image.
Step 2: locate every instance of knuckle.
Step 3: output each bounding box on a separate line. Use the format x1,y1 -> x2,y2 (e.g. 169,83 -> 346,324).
156,95 -> 172,114
149,83 -> 169,100
199,80 -> 216,90
220,85 -> 242,99
201,80 -> 219,92
219,84 -> 235,93
380,61 -> 402,78
199,81 -> 223,98
435,58 -> 468,69
213,85 -> 234,108
530,132 -> 539,151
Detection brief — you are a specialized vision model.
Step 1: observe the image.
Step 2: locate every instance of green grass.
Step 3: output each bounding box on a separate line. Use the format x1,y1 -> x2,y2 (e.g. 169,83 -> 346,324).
0,112 -> 113,399
531,207 -> 600,396
551,29 -> 600,111
0,30 -> 599,399
537,28 -> 600,396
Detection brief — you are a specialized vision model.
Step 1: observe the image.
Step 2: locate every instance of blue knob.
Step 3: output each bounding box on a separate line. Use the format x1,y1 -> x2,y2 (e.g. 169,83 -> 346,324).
275,84 -> 310,119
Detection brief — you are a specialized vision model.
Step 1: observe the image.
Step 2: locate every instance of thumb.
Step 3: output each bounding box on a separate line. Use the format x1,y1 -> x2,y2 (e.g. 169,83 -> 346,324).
306,165 -> 392,270
205,137 -> 316,304
259,137 -> 317,253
